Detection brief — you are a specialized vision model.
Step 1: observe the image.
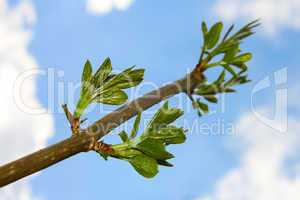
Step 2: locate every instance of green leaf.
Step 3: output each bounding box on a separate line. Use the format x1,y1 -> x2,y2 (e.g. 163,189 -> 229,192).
233,63 -> 248,72
94,89 -> 128,105
92,57 -> 112,87
75,92 -> 93,118
206,22 -> 223,49
204,95 -> 218,103
98,151 -> 109,160
201,21 -> 208,43
202,22 -> 208,35
216,70 -> 226,84
222,24 -> 234,42
223,44 -> 239,62
214,40 -> 239,54
225,75 -> 251,87
196,84 -> 219,95
79,60 -> 94,108
146,102 -> 183,134
232,53 -> 252,64
157,160 -> 173,167
119,131 -> 129,142
222,64 -> 237,77
224,88 -> 236,93
129,155 -> 158,178
136,138 -> 174,160
130,112 -> 142,139
149,126 -> 186,145
102,67 -> 144,90
196,100 -> 209,114
82,60 -> 93,83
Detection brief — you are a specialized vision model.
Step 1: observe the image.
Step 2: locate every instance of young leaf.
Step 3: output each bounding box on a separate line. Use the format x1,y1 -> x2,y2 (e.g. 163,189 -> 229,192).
216,70 -> 226,84
232,63 -> 248,71
119,131 -> 129,142
206,22 -> 223,49
223,44 -> 239,62
196,84 -> 219,95
102,67 -> 145,90
157,160 -> 173,167
232,53 -> 252,64
79,60 -> 94,108
224,88 -> 236,93
146,102 -> 183,134
202,22 -> 208,35
196,100 -> 209,114
222,24 -> 234,42
82,60 -> 93,83
201,21 -> 208,43
129,155 -> 158,178
92,57 -> 112,87
204,95 -> 218,103
222,64 -> 237,77
225,75 -> 250,87
136,138 -> 174,160
94,89 -> 128,105
150,126 -> 186,145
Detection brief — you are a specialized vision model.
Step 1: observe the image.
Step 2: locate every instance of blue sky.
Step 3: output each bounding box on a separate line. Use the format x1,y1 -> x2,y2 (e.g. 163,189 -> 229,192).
1,0 -> 300,200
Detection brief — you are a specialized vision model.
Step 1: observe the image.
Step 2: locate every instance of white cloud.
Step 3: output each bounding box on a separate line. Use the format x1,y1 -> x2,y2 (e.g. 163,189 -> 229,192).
86,0 -> 134,15
213,0 -> 300,34
0,0 -> 53,199
197,101 -> 300,199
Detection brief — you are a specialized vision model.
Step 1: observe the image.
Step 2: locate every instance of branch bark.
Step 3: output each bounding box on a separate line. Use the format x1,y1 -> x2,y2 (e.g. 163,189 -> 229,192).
0,69 -> 203,187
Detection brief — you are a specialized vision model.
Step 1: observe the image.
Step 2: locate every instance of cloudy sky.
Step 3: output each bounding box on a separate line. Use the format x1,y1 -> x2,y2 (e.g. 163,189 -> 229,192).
0,0 -> 299,199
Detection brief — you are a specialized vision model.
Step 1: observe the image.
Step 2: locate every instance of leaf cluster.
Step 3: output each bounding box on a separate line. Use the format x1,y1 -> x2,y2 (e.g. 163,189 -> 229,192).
193,70 -> 250,116
74,58 -> 144,118
98,102 -> 186,178
200,20 -> 259,75
193,20 -> 259,116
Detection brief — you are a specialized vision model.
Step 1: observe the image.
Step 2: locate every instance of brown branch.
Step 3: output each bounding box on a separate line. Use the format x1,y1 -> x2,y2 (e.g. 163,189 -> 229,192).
0,69 -> 203,187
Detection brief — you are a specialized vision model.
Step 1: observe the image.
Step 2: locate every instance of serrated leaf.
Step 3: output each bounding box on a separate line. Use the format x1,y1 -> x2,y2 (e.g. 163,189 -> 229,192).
131,112 -> 142,139
136,138 -> 174,160
119,131 -> 129,142
102,67 -> 144,90
79,60 -> 94,111
129,155 -> 158,178
92,57 -> 112,87
206,22 -> 223,49
94,89 -> 128,105
74,93 -> 93,118
146,102 -> 183,134
149,126 -> 186,145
